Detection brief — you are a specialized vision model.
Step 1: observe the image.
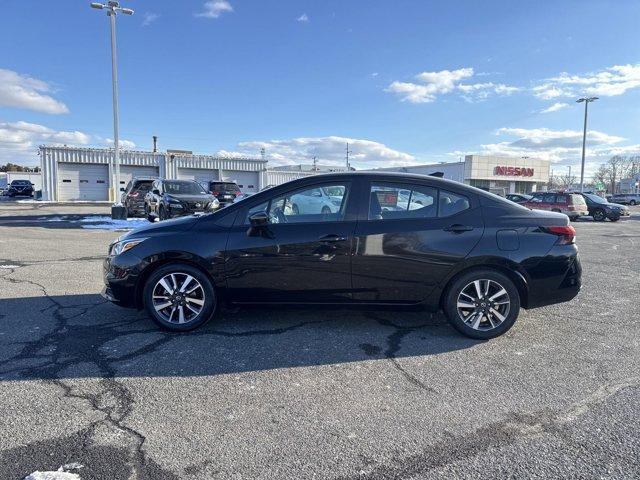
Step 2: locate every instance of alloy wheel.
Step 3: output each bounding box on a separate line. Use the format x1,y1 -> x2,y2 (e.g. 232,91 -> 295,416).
456,279 -> 511,331
152,273 -> 205,324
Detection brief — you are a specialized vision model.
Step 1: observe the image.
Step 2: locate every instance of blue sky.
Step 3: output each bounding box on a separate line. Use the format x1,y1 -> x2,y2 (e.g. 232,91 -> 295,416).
1,0 -> 639,176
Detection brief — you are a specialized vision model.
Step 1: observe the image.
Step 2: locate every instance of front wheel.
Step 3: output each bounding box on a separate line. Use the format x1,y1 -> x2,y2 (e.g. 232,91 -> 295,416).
321,206 -> 332,214
143,263 -> 217,331
443,269 -> 520,340
629,200 -> 636,206
609,216 -> 620,222
593,209 -> 606,222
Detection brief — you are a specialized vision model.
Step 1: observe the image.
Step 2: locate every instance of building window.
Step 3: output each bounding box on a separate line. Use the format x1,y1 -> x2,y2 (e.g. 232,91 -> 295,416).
80,180 -> 88,184
469,179 -> 490,190
62,179 -> 71,183
97,180 -> 106,184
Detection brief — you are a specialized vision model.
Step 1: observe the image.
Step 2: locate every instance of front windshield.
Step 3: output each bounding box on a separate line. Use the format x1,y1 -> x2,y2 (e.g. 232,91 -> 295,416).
164,181 -> 206,195
584,193 -> 606,204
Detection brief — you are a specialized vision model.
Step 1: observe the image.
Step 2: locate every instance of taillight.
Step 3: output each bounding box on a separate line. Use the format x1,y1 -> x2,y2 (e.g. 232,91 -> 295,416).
542,225 -> 576,245
235,191 -> 242,197
211,191 -> 219,196
128,191 -> 139,198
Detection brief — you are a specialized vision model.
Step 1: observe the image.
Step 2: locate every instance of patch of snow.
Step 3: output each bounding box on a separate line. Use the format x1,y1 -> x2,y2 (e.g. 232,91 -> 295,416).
79,216 -> 148,231
24,463 -> 83,480
0,265 -> 21,269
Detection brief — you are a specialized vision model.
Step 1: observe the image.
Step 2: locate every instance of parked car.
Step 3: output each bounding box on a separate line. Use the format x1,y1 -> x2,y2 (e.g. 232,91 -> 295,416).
6,180 -> 34,197
577,193 -> 630,222
144,179 -> 219,221
505,193 -> 533,204
206,181 -> 242,207
521,192 -> 589,221
103,172 -> 582,340
288,185 -> 344,215
607,193 -> 640,206
121,177 -> 155,217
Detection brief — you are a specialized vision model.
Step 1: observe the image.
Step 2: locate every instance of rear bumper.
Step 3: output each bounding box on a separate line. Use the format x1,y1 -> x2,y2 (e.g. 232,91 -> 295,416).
525,248 -> 582,309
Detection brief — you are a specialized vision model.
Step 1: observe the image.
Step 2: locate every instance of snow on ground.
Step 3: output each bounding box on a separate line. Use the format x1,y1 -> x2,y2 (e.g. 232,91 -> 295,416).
79,216 -> 149,231
0,265 -> 22,269
24,463 -> 83,480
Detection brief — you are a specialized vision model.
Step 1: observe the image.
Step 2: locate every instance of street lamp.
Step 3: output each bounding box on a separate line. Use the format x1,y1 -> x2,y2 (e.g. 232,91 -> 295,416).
576,96 -> 598,192
90,1 -> 133,218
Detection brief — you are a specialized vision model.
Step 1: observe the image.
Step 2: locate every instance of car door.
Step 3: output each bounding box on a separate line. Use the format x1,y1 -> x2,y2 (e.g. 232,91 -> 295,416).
224,181 -> 357,303
351,181 -> 484,303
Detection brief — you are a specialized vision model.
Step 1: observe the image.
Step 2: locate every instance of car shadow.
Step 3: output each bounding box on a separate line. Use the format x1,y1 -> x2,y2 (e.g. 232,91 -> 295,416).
0,294 -> 480,382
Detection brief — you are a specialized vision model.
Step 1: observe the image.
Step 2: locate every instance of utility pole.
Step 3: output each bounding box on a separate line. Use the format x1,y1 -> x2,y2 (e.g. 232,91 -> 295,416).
91,1 -> 134,218
576,97 -> 598,192
312,156 -> 318,171
345,143 -> 352,170
152,135 -> 158,153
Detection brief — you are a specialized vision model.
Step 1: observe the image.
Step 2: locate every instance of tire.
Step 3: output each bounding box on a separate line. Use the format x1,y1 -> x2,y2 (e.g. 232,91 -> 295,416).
321,206 -> 331,214
292,204 -> 299,215
593,209 -> 606,222
630,200 -> 636,206
552,208 -> 561,213
609,216 -> 620,222
569,216 -> 578,222
158,206 -> 166,221
443,269 -> 521,340
143,263 -> 217,331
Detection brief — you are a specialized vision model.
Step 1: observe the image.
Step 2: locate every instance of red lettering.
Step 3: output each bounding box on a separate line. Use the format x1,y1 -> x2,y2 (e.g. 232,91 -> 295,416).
494,166 -> 535,176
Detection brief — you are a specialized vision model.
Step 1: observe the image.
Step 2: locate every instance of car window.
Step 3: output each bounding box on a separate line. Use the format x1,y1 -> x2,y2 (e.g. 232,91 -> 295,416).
530,193 -> 544,203
369,183 -> 437,220
543,194 -> 556,203
134,182 -> 152,192
245,183 -> 349,224
557,194 -> 568,204
439,190 -> 470,217
163,181 -> 206,195
570,194 -> 586,205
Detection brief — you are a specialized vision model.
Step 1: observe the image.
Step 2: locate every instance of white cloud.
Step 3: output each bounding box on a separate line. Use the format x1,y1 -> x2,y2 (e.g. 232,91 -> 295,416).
104,138 -> 136,150
0,120 -> 91,165
195,0 -> 233,19
533,63 -> 640,99
477,127 -> 627,164
0,69 -> 69,114
142,12 -> 160,27
296,13 -> 309,22
230,136 -> 416,169
387,67 -> 519,104
541,102 -> 570,113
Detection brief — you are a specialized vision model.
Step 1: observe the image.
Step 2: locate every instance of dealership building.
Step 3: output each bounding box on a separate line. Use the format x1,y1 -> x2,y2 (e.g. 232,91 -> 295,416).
375,155 -> 550,195
38,146 -> 318,202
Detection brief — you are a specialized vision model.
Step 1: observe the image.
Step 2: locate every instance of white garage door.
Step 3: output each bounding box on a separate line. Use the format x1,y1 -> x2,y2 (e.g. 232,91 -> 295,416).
119,165 -> 159,193
222,171 -> 259,193
58,163 -> 109,201
177,168 -> 219,186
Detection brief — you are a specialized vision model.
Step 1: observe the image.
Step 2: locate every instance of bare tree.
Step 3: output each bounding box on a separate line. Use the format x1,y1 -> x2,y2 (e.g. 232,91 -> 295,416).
558,172 -> 576,188
593,164 -> 609,190
607,156 -> 631,193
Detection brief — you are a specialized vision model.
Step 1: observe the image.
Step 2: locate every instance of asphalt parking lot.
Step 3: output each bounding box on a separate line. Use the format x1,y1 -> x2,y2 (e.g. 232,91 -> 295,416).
0,202 -> 639,479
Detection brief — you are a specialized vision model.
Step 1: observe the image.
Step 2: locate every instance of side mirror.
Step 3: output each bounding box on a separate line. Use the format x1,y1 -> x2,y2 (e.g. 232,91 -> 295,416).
249,211 -> 269,228
153,189 -> 160,195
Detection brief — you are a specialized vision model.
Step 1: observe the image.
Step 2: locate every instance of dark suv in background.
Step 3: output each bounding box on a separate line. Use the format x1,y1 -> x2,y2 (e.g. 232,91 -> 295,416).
121,177 -> 155,217
6,180 -> 34,197
578,192 -> 630,221
206,181 -> 242,207
144,179 -> 219,221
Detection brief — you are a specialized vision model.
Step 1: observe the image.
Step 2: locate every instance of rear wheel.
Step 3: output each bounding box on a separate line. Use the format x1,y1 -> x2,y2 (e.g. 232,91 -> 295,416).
629,200 -> 636,206
609,216 -> 620,222
292,204 -> 300,215
321,206 -> 331,214
593,209 -> 606,222
552,208 -> 561,213
443,269 -> 520,340
158,206 -> 167,221
143,263 -> 217,331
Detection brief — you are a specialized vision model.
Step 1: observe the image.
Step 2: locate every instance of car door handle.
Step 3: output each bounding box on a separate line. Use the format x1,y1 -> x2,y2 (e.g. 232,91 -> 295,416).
319,234 -> 348,242
443,224 -> 474,233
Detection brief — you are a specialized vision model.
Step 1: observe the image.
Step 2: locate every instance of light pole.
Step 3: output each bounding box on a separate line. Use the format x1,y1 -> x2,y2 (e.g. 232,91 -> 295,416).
576,96 -> 598,192
90,1 -> 133,218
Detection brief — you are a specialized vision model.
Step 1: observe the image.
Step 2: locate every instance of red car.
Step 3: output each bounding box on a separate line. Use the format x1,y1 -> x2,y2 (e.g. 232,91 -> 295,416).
522,192 -> 589,221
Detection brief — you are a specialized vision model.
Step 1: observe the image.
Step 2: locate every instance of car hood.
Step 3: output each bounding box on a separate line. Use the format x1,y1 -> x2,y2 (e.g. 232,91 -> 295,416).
167,194 -> 216,202
607,202 -> 627,209
122,215 -> 200,240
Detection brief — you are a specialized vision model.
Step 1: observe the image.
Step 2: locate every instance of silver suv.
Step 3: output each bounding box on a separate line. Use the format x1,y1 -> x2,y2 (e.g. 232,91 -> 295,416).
608,193 -> 640,206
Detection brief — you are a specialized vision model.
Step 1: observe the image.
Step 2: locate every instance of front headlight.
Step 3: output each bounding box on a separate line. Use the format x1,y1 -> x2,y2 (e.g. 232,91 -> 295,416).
110,238 -> 147,256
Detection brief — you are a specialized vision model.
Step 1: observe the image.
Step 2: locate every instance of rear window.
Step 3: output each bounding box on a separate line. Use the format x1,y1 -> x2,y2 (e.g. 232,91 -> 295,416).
133,181 -> 153,192
211,182 -> 240,193
570,194 -> 586,205
11,180 -> 31,185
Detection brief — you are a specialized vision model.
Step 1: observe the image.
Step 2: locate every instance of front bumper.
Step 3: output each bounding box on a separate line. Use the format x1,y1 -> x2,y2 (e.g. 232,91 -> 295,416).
102,253 -> 145,308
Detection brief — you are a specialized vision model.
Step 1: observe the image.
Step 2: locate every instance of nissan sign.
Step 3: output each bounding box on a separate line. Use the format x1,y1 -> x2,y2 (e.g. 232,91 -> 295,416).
494,166 -> 534,177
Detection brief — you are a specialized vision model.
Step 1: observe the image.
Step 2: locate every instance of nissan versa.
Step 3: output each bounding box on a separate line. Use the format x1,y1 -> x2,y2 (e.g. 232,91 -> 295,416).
103,172 -> 582,339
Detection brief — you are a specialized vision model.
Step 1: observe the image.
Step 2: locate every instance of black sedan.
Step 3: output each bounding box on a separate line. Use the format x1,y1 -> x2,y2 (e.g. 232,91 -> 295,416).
103,172 -> 581,339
